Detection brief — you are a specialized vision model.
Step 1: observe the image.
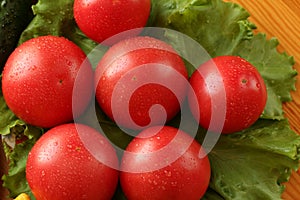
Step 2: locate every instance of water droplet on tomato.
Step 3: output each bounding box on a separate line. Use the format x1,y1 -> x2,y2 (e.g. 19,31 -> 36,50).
171,181 -> 177,187
66,59 -> 72,67
41,170 -> 45,177
256,83 -> 261,88
164,170 -> 172,177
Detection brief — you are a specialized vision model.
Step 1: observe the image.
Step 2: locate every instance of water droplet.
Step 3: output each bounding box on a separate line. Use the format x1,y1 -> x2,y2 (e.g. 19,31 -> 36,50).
41,170 -> 45,177
171,181 -> 177,187
66,59 -> 72,67
164,170 -> 172,177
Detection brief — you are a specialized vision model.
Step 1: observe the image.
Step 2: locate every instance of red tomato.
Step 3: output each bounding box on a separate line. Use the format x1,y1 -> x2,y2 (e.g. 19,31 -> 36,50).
188,55 -> 267,134
2,35 -> 93,128
120,126 -> 211,200
73,0 -> 151,44
26,123 -> 119,200
95,36 -> 188,130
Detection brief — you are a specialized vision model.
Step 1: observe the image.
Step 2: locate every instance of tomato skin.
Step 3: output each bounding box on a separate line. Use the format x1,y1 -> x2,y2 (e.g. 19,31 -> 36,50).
2,35 -> 93,128
188,56 -> 267,134
26,123 -> 119,200
73,0 -> 151,44
120,126 -> 211,200
95,36 -> 188,130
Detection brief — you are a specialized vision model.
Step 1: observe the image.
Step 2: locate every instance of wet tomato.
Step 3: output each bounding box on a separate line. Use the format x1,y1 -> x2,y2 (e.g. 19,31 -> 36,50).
73,0 -> 151,44
188,55 -> 267,134
2,35 -> 93,128
95,36 -> 188,130
120,126 -> 211,200
26,123 -> 119,200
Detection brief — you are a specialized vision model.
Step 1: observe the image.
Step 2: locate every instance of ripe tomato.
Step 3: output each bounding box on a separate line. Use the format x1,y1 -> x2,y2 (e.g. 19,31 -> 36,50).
2,35 -> 93,128
73,0 -> 151,44
120,126 -> 211,200
188,55 -> 267,134
95,36 -> 188,130
26,123 -> 119,200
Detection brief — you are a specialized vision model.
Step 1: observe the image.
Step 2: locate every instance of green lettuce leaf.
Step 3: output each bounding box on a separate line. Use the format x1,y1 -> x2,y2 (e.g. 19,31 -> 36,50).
2,138 -> 39,200
206,119 -> 300,200
77,103 -> 134,151
202,188 -> 225,200
148,0 -> 256,58
0,93 -> 24,137
18,0 -> 73,43
18,0 -> 98,55
149,0 -> 297,120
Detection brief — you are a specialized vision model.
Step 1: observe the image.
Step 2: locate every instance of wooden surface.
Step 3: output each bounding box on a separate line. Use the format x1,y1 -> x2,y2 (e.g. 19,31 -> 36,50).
1,0 -> 300,199
228,0 -> 300,199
